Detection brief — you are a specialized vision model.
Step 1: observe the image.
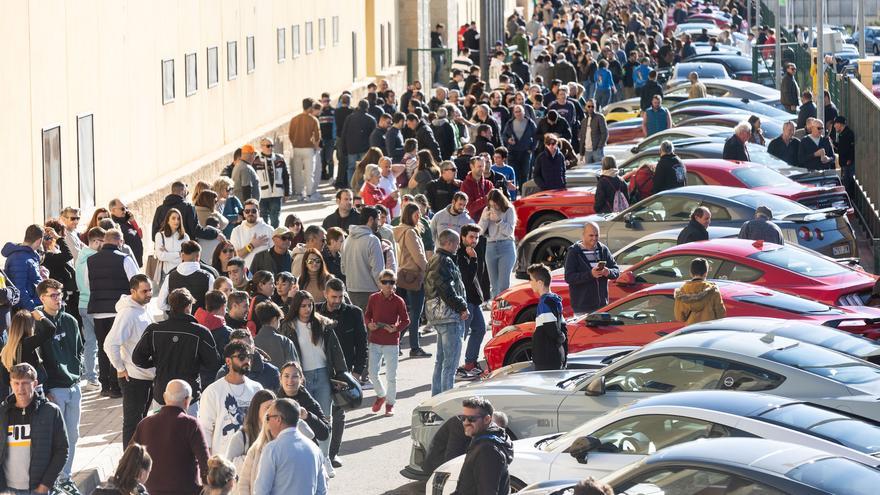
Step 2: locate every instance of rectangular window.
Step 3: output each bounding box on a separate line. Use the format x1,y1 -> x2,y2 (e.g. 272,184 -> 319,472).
42,126 -> 62,218
76,115 -> 95,208
227,41 -> 237,80
246,36 -> 255,73
292,24 -> 301,58
380,24 -> 385,69
305,21 -> 314,54
207,46 -> 219,88
351,31 -> 357,82
332,16 -> 339,46
387,22 -> 392,65
185,53 -> 197,96
161,59 -> 175,104
277,28 -> 286,62
319,18 -> 326,50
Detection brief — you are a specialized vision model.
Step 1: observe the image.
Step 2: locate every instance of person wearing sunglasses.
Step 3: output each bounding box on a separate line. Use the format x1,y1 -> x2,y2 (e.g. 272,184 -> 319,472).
532,133 -> 567,192
59,207 -> 84,261
229,199 -> 274,269
450,397 -> 513,495
249,227 -> 293,277
364,270 -> 409,417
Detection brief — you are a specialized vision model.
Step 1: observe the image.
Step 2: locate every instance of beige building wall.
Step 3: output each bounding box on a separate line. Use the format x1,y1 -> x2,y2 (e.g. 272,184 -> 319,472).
0,0 -> 404,243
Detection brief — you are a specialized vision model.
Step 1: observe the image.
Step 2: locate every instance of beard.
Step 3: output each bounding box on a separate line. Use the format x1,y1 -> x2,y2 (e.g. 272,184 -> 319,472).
231,363 -> 251,375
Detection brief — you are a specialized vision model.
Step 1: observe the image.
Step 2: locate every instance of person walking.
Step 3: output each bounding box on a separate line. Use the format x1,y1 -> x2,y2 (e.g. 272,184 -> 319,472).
673,258 -> 726,324
288,98 -> 323,202
364,270 -> 409,416
131,380 -> 210,495
392,204 -> 432,358
677,207 -> 711,245
430,192 -> 474,244
564,222 -> 620,315
652,141 -> 687,195
578,99 -> 608,164
339,100 -> 377,187
155,241 -> 215,314
500,105 -> 536,190
738,206 -> 785,244
450,397 -> 514,495
340,206 -> 385,309
75,227 -> 105,392
527,264 -> 567,371
533,134 -> 567,191
425,229 -> 469,396
104,274 -> 156,447
253,137 -> 290,227
0,363 -> 69,495
780,63 -> 800,112
456,225 -> 489,380
253,398 -> 327,495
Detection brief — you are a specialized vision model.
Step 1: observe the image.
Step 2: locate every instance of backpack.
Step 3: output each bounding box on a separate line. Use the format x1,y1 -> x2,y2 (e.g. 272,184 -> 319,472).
612,189 -> 630,213
629,166 -> 654,204
672,161 -> 687,187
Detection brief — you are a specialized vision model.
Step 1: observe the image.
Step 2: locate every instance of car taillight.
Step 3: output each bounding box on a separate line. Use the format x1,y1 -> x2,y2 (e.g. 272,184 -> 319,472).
798,226 -> 813,241
814,228 -> 824,240
739,74 -> 752,81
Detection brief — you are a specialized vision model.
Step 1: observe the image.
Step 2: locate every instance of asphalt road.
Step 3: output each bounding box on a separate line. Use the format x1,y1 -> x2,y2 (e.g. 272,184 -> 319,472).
285,188 -> 497,495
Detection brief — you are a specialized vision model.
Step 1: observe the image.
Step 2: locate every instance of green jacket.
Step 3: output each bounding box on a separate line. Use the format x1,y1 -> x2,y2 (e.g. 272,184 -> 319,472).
37,307 -> 83,389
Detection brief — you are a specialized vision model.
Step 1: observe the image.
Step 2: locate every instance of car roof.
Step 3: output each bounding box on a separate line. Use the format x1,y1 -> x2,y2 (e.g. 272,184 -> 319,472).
641,328 -> 825,360
646,438 -> 834,473
627,390 -> 796,417
678,158 -> 758,171
641,225 -> 740,241
655,184 -> 775,200
654,237 -> 787,258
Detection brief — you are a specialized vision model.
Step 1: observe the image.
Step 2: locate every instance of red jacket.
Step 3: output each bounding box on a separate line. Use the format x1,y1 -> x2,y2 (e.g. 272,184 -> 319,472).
460,173 -> 494,219
132,405 -> 208,495
364,291 -> 410,345
361,181 -> 398,213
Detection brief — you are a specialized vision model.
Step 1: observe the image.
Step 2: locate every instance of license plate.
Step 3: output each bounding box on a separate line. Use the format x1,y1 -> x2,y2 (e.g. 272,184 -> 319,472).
833,244 -> 851,256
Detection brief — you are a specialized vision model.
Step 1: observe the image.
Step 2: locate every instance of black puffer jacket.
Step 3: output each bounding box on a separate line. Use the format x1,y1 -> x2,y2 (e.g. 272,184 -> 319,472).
652,153 -> 687,195
340,109 -> 376,155
0,395 -> 68,491
677,218 -> 709,245
415,121 -> 442,161
315,302 -> 367,376
452,425 -> 514,495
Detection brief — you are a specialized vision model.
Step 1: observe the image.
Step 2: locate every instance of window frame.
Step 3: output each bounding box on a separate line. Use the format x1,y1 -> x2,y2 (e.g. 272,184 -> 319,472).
318,18 -> 326,50
305,21 -> 314,54
161,58 -> 175,104
41,125 -> 63,219
185,52 -> 197,96
332,16 -> 340,46
277,27 -> 286,62
292,24 -> 301,58
76,114 -> 95,209
246,36 -> 255,74
227,40 -> 238,81
207,46 -> 219,88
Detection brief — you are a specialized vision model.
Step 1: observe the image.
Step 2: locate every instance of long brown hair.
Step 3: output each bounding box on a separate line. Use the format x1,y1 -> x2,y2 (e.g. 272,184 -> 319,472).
85,208 -> 110,232
111,443 -> 152,495
242,389 -> 275,448
287,290 -> 323,345
298,248 -> 330,292
211,240 -> 236,272
160,208 -> 186,240
486,188 -> 512,212
416,150 -> 440,176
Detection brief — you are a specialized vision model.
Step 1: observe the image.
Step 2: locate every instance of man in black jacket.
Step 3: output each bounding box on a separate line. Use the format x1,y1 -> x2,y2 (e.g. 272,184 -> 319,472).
780,63 -> 800,112
369,113 -> 390,155
427,161 -> 462,212
798,118 -> 835,170
385,112 -> 406,163
767,121 -> 800,167
638,70 -> 664,111
0,363 -> 68,494
322,189 -> 363,233
677,207 -> 711,245
333,94 -> 354,187
407,113 -> 442,161
432,107 -> 457,160
340,100 -> 377,186
316,278 -> 367,469
832,116 -> 856,196
451,397 -> 513,495
151,181 -> 223,242
796,90 -> 817,130
563,222 -> 620,314
651,141 -> 687,195
109,199 -> 145,266
722,123 -> 751,162
456,225 -> 490,379
133,288 -> 221,414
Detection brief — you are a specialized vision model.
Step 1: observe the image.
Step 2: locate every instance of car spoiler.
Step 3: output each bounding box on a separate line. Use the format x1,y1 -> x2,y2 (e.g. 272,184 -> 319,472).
780,206 -> 848,222
788,170 -> 843,187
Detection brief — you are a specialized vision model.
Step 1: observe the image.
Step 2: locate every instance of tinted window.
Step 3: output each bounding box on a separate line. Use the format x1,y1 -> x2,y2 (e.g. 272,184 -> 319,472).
634,256 -> 720,284
718,362 -> 785,391
629,197 -> 700,223
591,415 -> 715,455
747,144 -> 796,170
730,167 -> 791,188
607,295 -> 677,325
731,193 -> 810,217
686,172 -> 706,185
714,261 -> 763,282
605,355 -> 726,393
787,457 -> 880,495
617,240 -> 678,267
734,293 -> 844,315
758,403 -> 880,454
619,468 -> 786,495
748,245 -> 849,277
762,344 -> 880,385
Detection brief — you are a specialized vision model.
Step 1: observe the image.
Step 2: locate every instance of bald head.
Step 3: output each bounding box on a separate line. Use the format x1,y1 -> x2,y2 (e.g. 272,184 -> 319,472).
163,379 -> 192,407
582,222 -> 600,249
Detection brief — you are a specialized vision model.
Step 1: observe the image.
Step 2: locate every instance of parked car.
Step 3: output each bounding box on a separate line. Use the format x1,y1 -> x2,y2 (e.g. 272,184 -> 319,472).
674,114 -> 783,140
668,62 -> 731,84
514,159 -> 849,240
850,26 -> 880,55
664,79 -> 783,106
409,330 -> 880,477
670,97 -> 793,120
603,124 -> 732,160
514,185 -> 856,275
428,391 -> 880,493
684,53 -> 775,85
486,280 -> 880,370
603,95 -> 688,123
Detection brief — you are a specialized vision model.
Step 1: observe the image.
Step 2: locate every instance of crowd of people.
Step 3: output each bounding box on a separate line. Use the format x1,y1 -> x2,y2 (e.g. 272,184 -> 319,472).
0,0 -> 866,493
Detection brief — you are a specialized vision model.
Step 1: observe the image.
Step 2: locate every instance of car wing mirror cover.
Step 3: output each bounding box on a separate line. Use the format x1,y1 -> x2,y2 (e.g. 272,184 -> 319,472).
585,375 -> 606,396
616,271 -> 637,285
565,435 -> 603,464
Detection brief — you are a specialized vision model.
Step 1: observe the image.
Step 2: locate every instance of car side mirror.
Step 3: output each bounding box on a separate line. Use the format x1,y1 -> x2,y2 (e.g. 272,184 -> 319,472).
585,375 -> 606,396
630,146 -> 639,154
624,213 -> 636,227
585,312 -> 625,327
615,271 -> 637,286
564,435 -> 603,464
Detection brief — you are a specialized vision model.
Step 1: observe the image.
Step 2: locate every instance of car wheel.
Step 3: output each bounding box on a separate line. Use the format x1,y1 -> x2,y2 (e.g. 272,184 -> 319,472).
529,211 -> 566,230
533,238 -> 572,271
504,340 -> 533,366
510,477 -> 528,493
513,306 -> 537,325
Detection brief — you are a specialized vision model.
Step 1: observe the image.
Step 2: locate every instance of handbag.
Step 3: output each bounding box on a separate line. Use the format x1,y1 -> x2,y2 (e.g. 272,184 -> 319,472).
397,267 -> 424,291
331,371 -> 363,411
145,255 -> 163,286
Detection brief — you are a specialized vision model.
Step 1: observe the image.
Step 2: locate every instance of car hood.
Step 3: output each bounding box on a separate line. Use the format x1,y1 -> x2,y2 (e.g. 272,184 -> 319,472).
522,187 -> 597,201
481,369 -> 598,390
520,214 -> 605,245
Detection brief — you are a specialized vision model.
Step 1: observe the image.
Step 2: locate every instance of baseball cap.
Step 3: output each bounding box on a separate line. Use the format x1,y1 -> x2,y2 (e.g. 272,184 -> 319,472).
272,227 -> 292,238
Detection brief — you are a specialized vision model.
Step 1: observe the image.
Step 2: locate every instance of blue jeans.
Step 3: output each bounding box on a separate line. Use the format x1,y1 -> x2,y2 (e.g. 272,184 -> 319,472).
259,197 -> 282,228
432,53 -> 446,85
508,150 -> 532,189
398,287 -> 424,350
485,240 -> 516,299
346,152 -> 366,189
596,88 -> 613,110
431,321 -> 464,396
583,80 -> 596,99
49,383 -> 81,479
463,303 -> 486,365
369,343 -> 399,404
304,367 -> 333,455
79,308 -> 98,383
584,149 -> 605,164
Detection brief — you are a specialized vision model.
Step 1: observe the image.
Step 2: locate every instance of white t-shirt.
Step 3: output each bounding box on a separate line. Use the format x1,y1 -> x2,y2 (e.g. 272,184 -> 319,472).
198,376 -> 263,455
294,320 -> 328,372
230,220 -> 275,268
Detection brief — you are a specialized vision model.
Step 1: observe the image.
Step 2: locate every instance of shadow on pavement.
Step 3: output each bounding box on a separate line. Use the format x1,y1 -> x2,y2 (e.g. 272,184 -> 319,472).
340,425 -> 411,456
380,479 -> 427,495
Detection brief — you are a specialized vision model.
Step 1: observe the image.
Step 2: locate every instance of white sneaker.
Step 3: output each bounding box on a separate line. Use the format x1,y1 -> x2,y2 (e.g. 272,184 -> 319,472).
82,381 -> 101,392
324,456 -> 336,479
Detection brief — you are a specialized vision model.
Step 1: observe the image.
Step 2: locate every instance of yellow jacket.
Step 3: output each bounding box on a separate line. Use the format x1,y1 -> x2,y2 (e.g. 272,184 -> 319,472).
674,279 -> 727,325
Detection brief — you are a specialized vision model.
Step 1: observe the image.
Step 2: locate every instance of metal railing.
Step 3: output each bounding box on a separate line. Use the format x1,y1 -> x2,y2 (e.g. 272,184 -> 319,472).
752,42 -> 811,89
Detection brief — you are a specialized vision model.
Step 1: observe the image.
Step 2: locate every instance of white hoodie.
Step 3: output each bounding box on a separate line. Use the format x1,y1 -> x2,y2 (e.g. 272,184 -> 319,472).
104,295 -> 156,381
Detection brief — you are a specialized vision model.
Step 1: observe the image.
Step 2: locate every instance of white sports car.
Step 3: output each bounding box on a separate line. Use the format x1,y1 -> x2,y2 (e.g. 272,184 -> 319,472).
428,390 -> 880,493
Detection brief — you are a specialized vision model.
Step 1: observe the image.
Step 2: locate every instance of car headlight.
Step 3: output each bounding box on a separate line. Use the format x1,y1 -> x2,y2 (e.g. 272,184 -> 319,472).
432,472 -> 451,495
420,411 -> 444,426
495,325 -> 519,337
494,298 -> 511,310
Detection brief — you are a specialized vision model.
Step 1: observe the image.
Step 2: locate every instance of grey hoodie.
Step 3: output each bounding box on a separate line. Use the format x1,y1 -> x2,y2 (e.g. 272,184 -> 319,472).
340,225 -> 384,293
430,205 -> 474,244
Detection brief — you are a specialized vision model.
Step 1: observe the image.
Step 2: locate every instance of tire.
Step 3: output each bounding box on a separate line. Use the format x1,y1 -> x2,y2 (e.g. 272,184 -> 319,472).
529,211 -> 565,231
510,477 -> 528,493
514,306 -> 537,325
504,339 -> 533,366
532,238 -> 572,271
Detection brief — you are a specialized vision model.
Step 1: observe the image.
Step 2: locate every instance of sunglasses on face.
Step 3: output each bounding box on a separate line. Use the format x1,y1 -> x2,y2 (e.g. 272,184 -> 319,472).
68,216 -> 81,221
307,258 -> 323,265
222,248 -> 235,254
458,414 -> 486,423
244,209 -> 258,214
380,280 -> 396,285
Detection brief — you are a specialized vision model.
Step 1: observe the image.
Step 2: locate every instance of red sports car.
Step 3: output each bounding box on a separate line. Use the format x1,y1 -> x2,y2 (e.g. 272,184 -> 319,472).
484,280 -> 880,371
607,118 -> 646,145
491,238 -> 877,336
511,159 -> 850,240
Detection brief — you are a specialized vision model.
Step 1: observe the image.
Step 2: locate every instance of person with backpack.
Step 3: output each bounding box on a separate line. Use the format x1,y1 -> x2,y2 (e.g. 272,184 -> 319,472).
651,140 -> 687,195
527,264 -> 567,371
594,157 -> 629,214
628,162 -> 655,204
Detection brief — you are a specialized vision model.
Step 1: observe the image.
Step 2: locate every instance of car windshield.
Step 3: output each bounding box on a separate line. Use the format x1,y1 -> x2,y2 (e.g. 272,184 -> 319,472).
761,344 -> 880,385
730,167 -> 791,188
734,293 -> 844,315
757,403 -> 880,454
748,245 -> 849,277
745,144 -> 795,170
730,192 -> 810,217
673,64 -> 728,80
787,457 -> 880,494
